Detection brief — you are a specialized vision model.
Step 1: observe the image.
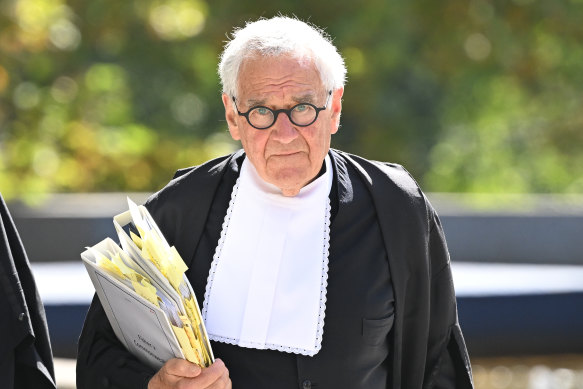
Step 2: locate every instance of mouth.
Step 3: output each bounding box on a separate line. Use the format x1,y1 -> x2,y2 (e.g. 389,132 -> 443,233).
270,151 -> 303,157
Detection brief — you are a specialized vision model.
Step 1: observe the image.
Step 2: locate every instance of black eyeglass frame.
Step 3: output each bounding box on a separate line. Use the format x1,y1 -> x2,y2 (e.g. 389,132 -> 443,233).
232,91 -> 332,130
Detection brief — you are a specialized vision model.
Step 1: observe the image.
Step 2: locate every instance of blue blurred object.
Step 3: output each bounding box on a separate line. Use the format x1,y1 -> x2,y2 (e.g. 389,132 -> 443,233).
453,262 -> 583,356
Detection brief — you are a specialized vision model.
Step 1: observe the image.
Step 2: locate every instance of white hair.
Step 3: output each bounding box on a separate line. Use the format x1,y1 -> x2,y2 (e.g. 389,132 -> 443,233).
218,16 -> 347,98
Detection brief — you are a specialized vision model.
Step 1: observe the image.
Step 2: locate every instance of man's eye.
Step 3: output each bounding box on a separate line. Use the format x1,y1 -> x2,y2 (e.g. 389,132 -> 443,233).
294,104 -> 308,112
255,107 -> 270,115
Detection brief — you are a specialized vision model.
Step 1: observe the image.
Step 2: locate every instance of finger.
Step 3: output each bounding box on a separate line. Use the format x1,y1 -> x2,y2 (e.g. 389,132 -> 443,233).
205,375 -> 232,389
199,365 -> 231,389
217,373 -> 232,389
163,358 -> 202,378
191,359 -> 229,388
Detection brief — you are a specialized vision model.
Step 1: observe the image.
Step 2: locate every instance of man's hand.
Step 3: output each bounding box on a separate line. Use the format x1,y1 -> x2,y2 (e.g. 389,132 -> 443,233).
148,358 -> 231,389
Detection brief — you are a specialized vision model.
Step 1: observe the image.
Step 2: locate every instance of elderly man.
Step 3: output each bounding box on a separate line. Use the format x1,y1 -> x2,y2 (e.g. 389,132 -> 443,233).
77,16 -> 473,389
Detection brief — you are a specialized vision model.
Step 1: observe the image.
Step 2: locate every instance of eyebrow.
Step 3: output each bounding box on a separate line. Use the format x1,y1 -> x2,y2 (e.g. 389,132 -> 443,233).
244,92 -> 318,108
291,93 -> 317,104
245,97 -> 268,107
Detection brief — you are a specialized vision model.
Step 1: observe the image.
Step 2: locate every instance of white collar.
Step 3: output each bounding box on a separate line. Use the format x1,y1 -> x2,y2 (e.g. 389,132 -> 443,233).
202,155 -> 332,356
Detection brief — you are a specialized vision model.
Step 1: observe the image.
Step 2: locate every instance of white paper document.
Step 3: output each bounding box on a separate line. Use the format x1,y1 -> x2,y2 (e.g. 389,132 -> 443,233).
81,198 -> 213,370
83,248 -> 184,369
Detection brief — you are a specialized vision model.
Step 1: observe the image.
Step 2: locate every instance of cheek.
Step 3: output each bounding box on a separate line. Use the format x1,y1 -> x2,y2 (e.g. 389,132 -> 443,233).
306,127 -> 331,156
242,131 -> 269,159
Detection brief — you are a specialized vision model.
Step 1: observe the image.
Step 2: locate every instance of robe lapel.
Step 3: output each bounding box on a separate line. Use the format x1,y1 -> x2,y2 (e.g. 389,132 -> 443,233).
331,149 -> 430,389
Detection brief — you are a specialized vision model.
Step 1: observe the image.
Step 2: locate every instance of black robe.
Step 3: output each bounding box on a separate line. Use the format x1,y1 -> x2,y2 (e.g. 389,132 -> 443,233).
76,149 -> 473,388
0,194 -> 57,389
179,148 -> 395,388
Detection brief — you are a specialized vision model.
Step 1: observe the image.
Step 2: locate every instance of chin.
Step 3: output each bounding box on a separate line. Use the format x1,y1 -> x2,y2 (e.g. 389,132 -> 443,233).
270,171 -> 309,190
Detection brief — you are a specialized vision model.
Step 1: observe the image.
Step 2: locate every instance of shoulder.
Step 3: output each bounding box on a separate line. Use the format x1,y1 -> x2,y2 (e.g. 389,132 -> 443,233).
142,150 -> 244,246
145,150 -> 242,215
331,149 -> 434,231
332,149 -> 425,201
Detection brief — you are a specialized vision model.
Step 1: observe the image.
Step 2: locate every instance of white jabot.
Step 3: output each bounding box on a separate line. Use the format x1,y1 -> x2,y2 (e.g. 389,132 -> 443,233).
202,155 -> 332,356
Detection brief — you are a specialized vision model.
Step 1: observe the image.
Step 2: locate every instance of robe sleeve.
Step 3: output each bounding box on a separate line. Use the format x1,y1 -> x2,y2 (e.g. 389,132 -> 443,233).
76,295 -> 156,389
422,210 -> 474,389
0,194 -> 57,389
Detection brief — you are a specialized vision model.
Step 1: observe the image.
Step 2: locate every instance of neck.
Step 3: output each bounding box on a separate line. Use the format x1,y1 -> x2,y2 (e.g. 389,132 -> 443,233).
278,161 -> 327,197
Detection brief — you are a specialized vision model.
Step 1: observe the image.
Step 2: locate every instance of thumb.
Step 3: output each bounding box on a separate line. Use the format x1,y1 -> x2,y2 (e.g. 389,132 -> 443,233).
165,358 -> 202,378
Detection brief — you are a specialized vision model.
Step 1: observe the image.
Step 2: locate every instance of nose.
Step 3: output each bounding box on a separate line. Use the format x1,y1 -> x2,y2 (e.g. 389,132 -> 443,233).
270,111 -> 298,144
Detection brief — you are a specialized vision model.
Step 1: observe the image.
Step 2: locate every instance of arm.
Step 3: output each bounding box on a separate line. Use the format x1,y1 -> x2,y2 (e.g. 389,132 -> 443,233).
423,211 -> 474,389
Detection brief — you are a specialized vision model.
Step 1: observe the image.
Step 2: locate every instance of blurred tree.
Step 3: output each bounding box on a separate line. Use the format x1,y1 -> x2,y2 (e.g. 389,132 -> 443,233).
0,0 -> 582,204
421,0 -> 583,194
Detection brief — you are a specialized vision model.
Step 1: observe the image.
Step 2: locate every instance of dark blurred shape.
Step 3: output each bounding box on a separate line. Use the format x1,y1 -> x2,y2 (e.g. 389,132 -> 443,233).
458,291 -> 583,356
0,193 -> 57,389
9,193 -> 150,263
45,304 -> 90,358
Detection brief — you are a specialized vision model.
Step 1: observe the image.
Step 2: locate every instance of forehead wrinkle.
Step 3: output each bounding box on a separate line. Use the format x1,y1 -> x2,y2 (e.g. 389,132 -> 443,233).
247,70 -> 316,91
258,68 -> 314,86
238,57 -> 323,107
240,73 -> 323,108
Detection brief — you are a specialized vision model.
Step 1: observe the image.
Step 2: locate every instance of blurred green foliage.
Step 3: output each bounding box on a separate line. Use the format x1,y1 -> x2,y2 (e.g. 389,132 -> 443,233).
1,0 -> 582,203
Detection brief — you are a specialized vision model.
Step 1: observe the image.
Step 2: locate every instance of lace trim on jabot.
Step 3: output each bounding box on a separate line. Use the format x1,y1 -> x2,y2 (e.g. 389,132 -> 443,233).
201,178 -> 331,356
201,174 -> 241,324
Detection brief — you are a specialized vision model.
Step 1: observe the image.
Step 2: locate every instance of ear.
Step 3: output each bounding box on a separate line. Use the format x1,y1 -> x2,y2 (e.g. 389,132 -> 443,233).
329,88 -> 343,135
222,93 -> 241,140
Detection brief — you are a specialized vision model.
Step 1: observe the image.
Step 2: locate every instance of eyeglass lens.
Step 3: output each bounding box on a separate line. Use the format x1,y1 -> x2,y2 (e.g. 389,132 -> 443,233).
248,104 -> 317,129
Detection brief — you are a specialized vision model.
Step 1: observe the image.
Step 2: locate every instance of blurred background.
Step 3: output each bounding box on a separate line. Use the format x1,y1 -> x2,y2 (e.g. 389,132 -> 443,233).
1,0 -> 583,388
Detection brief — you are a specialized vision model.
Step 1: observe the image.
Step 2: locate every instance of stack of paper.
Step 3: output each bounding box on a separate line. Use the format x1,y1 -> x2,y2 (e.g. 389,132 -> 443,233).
81,198 -> 214,370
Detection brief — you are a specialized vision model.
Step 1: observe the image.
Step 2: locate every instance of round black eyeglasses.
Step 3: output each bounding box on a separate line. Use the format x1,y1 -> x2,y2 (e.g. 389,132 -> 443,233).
232,91 -> 332,130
